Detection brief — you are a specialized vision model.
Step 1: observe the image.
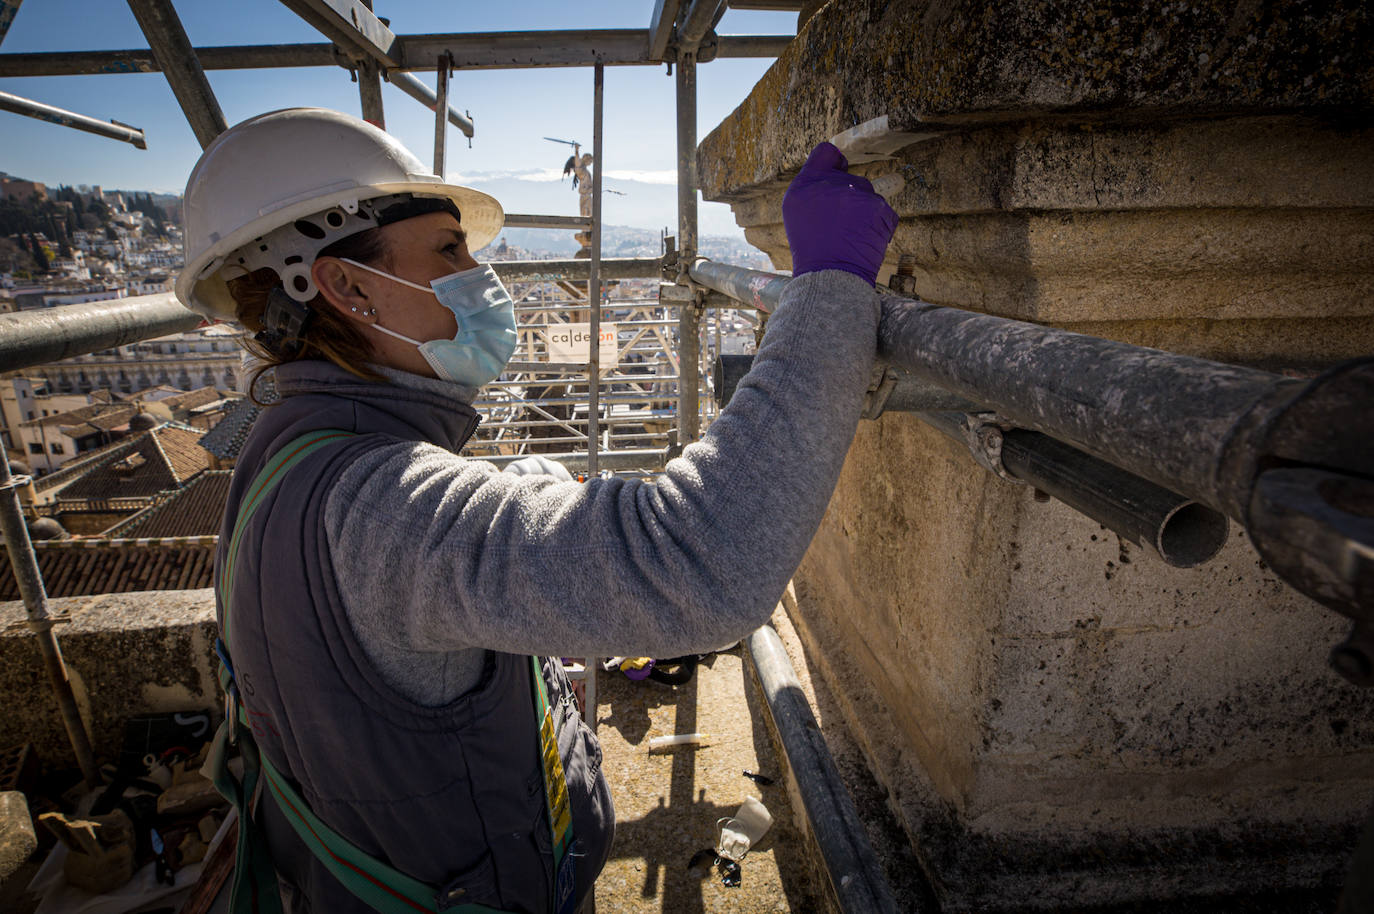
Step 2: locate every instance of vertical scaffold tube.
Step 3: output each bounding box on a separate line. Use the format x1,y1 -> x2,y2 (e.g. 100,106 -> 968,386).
675,51 -> 701,442
356,0 -> 384,127
432,57 -> 449,177
587,61 -> 604,476
0,458 -> 100,788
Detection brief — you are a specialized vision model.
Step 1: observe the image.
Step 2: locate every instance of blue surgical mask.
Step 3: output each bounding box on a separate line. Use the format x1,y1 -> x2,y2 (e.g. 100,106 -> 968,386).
341,259 -> 518,387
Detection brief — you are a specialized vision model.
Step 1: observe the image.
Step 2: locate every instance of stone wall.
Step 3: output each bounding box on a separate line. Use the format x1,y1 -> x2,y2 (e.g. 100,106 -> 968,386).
0,590 -> 220,769
699,1 -> 1374,908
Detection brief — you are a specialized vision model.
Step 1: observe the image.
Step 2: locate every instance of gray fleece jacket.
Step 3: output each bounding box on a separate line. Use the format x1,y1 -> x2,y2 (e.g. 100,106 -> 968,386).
320,268 -> 879,705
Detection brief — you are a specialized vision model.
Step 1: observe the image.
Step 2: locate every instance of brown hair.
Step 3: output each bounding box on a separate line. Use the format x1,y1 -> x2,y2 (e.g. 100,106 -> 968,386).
227,228 -> 391,402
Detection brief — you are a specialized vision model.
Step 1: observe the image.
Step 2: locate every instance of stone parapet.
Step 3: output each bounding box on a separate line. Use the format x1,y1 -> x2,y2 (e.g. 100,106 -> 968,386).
700,0 -> 1373,200
0,590 -> 220,769
699,0 -> 1374,907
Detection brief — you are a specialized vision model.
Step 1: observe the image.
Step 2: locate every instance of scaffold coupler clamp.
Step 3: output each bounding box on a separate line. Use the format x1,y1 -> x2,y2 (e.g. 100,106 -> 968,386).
0,473 -> 32,494
860,363 -> 899,420
959,412 -> 1024,484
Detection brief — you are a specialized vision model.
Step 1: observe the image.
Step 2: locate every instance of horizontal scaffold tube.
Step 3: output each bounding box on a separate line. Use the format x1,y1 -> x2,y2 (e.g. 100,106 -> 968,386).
876,297 -> 1306,524
0,90 -> 147,148
493,258 -> 661,282
919,412 -> 1229,569
0,293 -> 203,373
389,71 -> 474,137
0,34 -> 790,78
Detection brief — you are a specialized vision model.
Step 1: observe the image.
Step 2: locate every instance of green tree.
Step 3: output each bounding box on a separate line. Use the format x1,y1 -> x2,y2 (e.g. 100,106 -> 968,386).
27,234 -> 50,273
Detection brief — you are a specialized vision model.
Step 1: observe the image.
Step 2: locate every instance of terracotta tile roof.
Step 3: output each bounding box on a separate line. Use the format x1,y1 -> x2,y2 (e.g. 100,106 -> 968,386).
57,425 -> 211,503
22,401 -> 137,431
198,397 -> 262,462
34,437 -> 142,493
133,385 -> 184,400
153,426 -> 214,483
104,471 -> 231,538
153,386 -> 222,413
0,539 -> 216,600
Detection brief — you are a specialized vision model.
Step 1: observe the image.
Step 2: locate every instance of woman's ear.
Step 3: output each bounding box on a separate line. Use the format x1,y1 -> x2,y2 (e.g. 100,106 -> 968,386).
312,257 -> 374,322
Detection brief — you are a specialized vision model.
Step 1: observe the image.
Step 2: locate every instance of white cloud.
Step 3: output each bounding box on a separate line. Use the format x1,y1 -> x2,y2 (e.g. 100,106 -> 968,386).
603,170 -> 678,185
454,167 -> 569,183
452,167 -> 679,186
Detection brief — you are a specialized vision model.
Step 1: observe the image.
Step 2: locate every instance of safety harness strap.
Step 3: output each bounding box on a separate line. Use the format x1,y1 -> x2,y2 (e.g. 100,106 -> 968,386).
212,429 -> 574,914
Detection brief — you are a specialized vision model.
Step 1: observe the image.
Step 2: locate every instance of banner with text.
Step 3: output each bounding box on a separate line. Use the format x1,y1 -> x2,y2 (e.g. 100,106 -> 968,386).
543,323 -> 619,369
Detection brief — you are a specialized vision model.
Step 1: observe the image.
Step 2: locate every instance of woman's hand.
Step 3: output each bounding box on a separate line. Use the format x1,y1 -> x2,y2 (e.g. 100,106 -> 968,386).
782,142 -> 899,286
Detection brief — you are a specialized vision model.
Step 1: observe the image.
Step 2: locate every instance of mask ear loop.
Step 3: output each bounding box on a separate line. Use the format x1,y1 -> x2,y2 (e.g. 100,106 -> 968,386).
338,257 -> 436,294
367,322 -> 425,347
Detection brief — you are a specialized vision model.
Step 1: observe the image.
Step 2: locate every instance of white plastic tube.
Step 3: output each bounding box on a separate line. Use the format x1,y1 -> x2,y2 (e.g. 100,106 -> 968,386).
648,732 -> 708,750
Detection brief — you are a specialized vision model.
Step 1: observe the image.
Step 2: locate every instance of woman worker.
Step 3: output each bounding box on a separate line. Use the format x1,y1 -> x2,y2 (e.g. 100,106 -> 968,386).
181,108 -> 897,914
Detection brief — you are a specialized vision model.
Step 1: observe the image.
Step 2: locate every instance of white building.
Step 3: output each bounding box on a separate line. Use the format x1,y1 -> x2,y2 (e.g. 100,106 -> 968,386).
19,322 -> 245,396
0,378 -> 97,473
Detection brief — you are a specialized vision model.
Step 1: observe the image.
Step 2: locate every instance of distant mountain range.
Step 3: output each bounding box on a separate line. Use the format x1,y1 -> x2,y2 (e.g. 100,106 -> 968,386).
487,224 -> 770,265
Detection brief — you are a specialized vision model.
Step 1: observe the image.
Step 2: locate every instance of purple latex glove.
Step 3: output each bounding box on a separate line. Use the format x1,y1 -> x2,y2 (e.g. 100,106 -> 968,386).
782,142 -> 899,286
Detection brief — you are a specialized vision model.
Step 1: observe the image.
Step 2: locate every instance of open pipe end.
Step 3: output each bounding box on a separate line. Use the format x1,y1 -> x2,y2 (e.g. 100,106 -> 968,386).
1156,502 -> 1229,568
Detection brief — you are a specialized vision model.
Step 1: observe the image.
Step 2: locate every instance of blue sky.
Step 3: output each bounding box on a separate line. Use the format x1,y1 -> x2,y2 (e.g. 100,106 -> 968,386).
0,1 -> 797,237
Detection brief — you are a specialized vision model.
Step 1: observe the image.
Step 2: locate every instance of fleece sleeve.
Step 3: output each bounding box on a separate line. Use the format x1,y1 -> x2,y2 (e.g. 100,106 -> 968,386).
324,269 -> 879,660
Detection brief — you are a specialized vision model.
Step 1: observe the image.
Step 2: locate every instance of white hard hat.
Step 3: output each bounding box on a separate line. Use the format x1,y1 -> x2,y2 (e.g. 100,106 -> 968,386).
176,108 -> 503,321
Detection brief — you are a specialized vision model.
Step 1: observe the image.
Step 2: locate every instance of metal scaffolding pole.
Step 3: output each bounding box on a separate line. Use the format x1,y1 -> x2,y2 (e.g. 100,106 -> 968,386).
126,0 -> 227,148
278,0 -> 398,67
399,30 -> 783,70
647,0 -> 683,61
354,0 -> 383,128
0,43 -> 337,76
432,56 -> 449,176
492,258 -> 659,282
0,457 -> 101,788
0,293 -> 202,373
357,57 -> 384,127
0,33 -> 789,77
676,51 -> 701,443
680,0 -> 730,49
0,0 -> 23,47
587,61 -> 604,477
746,623 -> 903,914
389,70 -> 474,137
0,90 -> 147,147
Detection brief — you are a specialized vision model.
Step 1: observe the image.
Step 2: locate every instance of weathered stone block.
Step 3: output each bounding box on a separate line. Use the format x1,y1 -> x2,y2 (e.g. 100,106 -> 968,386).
0,590 -> 220,768
0,791 -> 35,884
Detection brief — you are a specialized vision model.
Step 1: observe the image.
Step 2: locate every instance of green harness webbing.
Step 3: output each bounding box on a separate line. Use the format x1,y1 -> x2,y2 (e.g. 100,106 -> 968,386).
210,429 -> 576,914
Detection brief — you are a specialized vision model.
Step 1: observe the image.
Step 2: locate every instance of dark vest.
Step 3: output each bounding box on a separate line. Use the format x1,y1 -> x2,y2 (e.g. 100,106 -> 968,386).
215,363 -> 614,914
